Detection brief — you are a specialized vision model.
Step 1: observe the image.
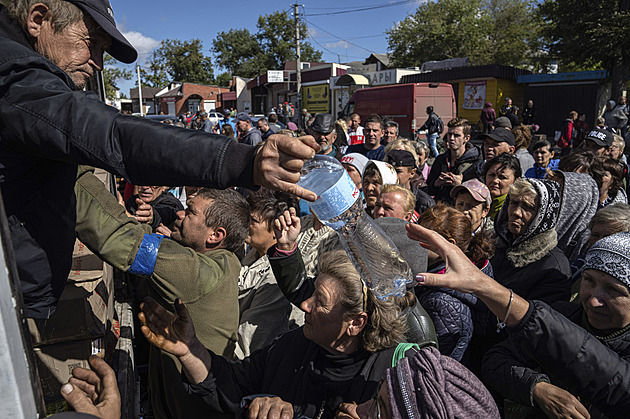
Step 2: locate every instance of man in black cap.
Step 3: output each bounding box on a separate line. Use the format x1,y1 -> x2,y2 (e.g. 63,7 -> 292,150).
235,112 -> 263,146
463,128 -> 516,182
387,149 -> 435,215
309,113 -> 340,159
0,0 -> 318,319
581,128 -> 614,157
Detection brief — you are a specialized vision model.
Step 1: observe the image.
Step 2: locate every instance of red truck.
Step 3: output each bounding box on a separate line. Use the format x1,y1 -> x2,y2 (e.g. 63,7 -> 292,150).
343,82 -> 457,140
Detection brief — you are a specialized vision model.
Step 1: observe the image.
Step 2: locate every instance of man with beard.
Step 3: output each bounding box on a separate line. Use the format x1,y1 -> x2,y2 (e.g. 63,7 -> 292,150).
74,167 -> 250,419
309,113 -> 340,159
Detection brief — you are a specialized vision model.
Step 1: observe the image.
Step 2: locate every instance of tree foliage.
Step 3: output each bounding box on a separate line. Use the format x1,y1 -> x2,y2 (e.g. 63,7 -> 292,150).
216,72 -> 233,87
386,0 -> 542,69
103,54 -> 132,100
539,0 -> 630,99
212,10 -> 322,78
142,38 -> 214,87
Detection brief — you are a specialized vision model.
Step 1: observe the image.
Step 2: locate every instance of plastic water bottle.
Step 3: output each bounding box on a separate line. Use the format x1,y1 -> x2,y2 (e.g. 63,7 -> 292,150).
298,155 -> 413,299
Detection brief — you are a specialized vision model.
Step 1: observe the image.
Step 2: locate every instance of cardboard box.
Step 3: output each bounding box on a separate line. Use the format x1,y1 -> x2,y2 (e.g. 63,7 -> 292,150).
34,338 -> 104,403
28,239 -> 115,346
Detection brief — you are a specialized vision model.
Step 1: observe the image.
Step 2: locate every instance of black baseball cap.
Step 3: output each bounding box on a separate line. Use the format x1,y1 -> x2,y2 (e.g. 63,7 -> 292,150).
585,128 -> 614,147
479,128 -> 515,146
387,149 -> 416,168
67,0 -> 137,63
309,113 -> 335,134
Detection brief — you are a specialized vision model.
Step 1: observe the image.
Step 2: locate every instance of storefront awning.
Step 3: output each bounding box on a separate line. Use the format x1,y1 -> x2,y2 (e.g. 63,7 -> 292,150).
221,91 -> 237,101
335,74 -> 370,87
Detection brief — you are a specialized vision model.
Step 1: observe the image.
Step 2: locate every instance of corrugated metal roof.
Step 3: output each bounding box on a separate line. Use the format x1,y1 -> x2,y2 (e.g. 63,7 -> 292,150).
401,64 -> 532,83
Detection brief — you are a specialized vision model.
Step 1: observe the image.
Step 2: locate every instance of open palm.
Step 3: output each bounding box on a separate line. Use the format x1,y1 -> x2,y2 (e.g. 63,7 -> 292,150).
139,297 -> 197,357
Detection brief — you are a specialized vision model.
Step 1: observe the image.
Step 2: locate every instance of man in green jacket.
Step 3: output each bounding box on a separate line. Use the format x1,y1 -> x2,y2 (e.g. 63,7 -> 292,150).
74,167 -> 250,418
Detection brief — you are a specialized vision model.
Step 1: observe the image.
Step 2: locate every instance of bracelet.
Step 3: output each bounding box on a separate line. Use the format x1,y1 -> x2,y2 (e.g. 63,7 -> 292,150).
496,288 -> 514,333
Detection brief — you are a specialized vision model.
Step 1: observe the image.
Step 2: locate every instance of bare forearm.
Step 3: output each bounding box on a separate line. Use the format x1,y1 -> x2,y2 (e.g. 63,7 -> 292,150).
180,338 -> 213,384
472,275 -> 530,328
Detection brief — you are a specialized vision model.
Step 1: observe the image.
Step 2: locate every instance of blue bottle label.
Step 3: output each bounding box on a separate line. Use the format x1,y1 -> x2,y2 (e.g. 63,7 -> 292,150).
309,171 -> 360,220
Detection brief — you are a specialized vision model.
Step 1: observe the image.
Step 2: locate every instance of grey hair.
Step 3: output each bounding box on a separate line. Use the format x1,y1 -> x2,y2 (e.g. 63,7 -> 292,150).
319,250 -> 412,352
384,138 -> 420,167
509,179 -> 538,202
413,140 -> 431,159
8,0 -> 84,33
589,203 -> 630,231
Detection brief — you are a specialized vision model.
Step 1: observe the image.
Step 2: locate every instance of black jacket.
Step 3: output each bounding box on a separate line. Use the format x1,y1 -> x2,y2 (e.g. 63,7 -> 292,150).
420,112 -> 442,135
411,183 -> 436,215
125,191 -> 184,231
482,301 -> 630,418
0,5 -> 258,317
426,145 -> 483,204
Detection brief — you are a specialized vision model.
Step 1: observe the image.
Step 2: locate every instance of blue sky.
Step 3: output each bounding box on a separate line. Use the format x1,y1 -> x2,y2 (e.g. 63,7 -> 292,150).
109,0 -> 423,94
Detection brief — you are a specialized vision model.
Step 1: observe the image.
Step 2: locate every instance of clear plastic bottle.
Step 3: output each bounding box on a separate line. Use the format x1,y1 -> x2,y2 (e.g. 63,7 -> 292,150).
297,155 -> 412,299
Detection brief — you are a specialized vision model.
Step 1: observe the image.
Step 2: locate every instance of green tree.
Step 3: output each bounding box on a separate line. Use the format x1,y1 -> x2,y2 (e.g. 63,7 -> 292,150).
212,10 -> 322,78
143,38 -> 214,87
386,0 -> 542,69
212,29 -> 262,77
216,72 -> 233,87
539,0 -> 630,100
103,54 -> 132,100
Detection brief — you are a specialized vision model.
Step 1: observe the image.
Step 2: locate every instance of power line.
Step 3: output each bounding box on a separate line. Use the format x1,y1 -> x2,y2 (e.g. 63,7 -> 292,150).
304,0 -> 417,17
303,17 -> 375,54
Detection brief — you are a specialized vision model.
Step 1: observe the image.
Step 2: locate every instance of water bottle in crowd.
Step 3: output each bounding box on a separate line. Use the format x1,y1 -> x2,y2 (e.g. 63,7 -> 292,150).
298,155 -> 413,299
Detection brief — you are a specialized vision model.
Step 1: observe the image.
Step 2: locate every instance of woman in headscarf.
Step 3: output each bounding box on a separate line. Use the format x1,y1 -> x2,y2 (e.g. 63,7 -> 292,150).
406,225 -> 630,419
491,178 -> 572,305
547,170 -> 599,264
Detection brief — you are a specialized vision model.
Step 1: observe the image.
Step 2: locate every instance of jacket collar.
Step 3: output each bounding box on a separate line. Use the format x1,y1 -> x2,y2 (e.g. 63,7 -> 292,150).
498,228 -> 558,268
0,4 -> 33,49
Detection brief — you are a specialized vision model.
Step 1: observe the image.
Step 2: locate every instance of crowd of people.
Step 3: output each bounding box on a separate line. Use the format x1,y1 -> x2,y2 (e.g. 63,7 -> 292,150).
66,104 -> 630,419
1,1 -> 629,418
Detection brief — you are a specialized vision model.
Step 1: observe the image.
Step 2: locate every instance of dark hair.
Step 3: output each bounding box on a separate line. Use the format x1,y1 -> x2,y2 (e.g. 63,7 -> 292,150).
558,151 -> 597,173
364,114 -> 384,129
362,164 -> 383,185
597,157 -> 624,196
532,139 -> 552,152
512,124 -> 531,150
418,204 -> 494,264
258,117 -> 268,125
482,153 -> 522,180
196,188 -> 250,253
246,189 -> 299,231
221,124 -> 235,138
268,113 -> 278,123
426,106 -> 434,114
447,117 -> 471,137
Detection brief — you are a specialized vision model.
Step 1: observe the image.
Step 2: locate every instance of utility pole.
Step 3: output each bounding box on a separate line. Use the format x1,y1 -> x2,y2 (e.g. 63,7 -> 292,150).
136,63 -> 144,116
294,3 -> 301,116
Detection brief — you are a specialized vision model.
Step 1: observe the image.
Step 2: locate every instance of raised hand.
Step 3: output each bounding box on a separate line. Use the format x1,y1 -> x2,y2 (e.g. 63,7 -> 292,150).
273,207 -> 301,251
134,198 -> 154,224
253,134 -> 319,202
138,297 -> 196,357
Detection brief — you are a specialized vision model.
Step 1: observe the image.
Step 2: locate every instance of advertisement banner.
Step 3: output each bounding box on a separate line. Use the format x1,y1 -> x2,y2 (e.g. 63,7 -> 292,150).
462,81 -> 486,110
302,84 -> 330,113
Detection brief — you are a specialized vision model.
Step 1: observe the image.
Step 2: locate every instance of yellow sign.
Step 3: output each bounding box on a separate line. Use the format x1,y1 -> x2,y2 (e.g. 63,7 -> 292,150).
301,84 -> 330,113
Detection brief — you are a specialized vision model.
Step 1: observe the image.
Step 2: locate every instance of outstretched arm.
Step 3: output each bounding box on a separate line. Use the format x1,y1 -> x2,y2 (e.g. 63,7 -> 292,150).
406,223 -> 529,326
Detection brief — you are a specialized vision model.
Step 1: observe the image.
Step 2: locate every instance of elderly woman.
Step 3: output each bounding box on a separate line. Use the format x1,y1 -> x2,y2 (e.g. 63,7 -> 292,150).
362,160 -> 399,218
406,225 -> 630,419
491,178 -> 572,305
139,249 -> 415,419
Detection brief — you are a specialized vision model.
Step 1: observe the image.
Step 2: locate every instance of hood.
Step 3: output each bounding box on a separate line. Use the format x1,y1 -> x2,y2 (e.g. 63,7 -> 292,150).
608,100 -> 617,109
555,171 -> 599,260
458,145 -> 482,164
496,178 -> 562,247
